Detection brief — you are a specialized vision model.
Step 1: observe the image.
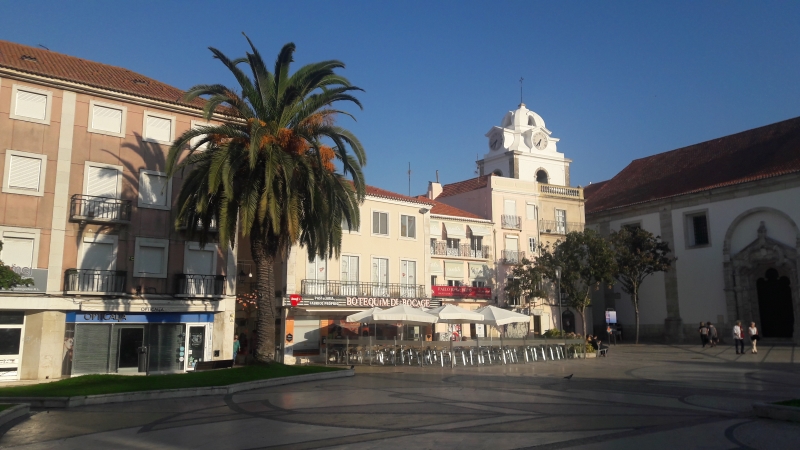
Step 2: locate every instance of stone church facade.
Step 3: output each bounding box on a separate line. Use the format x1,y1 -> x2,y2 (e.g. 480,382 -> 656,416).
585,117 -> 800,343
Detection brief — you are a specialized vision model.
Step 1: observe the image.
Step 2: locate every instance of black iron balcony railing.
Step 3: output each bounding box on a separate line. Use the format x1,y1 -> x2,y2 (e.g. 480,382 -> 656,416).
430,241 -> 492,259
301,279 -> 427,298
70,195 -> 131,224
65,269 -> 126,294
501,250 -> 525,264
177,217 -> 218,232
539,220 -> 584,235
501,215 -> 521,229
175,274 -> 226,297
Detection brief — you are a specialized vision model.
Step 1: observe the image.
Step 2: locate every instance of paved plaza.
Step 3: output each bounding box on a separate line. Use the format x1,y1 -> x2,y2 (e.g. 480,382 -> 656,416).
1,344 -> 799,449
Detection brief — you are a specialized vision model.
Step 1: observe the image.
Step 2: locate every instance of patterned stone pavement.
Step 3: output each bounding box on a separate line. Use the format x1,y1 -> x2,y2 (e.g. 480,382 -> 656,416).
1,343 -> 799,449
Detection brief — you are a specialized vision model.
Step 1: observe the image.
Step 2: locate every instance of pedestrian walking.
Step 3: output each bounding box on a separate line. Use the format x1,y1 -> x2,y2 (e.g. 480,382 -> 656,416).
748,322 -> 759,354
233,334 -> 240,365
733,321 -> 745,354
698,322 -> 709,347
707,322 -> 718,347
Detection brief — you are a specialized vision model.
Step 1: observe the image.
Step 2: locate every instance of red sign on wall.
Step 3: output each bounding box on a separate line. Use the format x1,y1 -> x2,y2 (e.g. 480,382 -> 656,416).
289,294 -> 301,306
431,285 -> 491,299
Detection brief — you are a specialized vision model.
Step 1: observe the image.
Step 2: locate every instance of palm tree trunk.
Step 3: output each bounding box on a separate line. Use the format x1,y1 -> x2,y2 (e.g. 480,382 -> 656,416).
252,236 -> 277,363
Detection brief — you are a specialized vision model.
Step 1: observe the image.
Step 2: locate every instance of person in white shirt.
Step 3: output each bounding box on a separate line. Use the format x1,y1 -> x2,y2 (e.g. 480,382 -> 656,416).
733,321 -> 745,355
748,322 -> 759,354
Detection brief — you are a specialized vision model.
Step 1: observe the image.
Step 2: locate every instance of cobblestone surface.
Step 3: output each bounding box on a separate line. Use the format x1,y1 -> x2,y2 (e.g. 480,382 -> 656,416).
1,343 -> 799,449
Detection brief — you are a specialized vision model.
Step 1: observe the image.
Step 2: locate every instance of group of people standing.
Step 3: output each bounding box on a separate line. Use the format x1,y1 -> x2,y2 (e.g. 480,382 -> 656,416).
699,321 -> 759,354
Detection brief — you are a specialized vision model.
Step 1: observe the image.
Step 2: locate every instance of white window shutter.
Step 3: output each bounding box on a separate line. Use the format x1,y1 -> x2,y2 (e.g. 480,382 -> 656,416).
504,200 -> 516,216
87,167 -> 119,198
15,90 -> 47,120
8,155 -> 42,191
1,237 -> 35,269
137,246 -> 164,275
79,242 -> 115,270
92,105 -> 123,133
526,203 -> 536,220
140,172 -> 167,206
185,248 -> 214,275
146,115 -> 172,142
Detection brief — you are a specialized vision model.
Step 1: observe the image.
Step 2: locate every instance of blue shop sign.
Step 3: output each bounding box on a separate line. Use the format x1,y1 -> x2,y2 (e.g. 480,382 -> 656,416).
67,312 -> 214,323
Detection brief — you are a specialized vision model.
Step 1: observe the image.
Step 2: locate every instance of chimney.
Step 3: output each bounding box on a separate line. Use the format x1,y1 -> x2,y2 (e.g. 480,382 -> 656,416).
427,181 -> 443,199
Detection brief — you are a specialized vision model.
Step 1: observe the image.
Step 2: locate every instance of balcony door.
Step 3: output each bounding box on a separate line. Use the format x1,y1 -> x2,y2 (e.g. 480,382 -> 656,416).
555,209 -> 567,234
85,165 -> 121,220
504,236 -> 519,263
340,255 -> 359,296
371,257 -> 388,296
400,260 -> 416,298
184,243 -> 217,296
305,257 -> 327,295
76,235 -> 118,292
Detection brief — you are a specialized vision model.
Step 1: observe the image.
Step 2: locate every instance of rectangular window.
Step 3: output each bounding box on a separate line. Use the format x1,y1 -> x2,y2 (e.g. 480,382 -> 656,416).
89,101 -> 126,137
340,255 -> 359,283
86,164 -> 121,198
184,242 -> 217,275
371,258 -> 388,284
10,85 -> 52,125
526,203 -> 536,220
134,237 -> 169,278
431,275 -> 438,286
555,209 -> 567,233
529,237 -> 536,253
144,112 -> 175,144
79,234 -> 118,271
504,199 -> 516,216
138,170 -> 171,209
14,90 -> 47,120
1,236 -> 35,269
472,280 -> 486,287
686,212 -> 710,247
341,216 -> 359,233
3,151 -> 47,196
400,260 -> 416,297
372,211 -> 388,236
400,215 -> 416,238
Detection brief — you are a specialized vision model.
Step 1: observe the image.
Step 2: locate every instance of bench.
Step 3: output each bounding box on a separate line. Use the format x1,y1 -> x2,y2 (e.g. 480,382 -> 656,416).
598,347 -> 608,357
193,359 -> 234,371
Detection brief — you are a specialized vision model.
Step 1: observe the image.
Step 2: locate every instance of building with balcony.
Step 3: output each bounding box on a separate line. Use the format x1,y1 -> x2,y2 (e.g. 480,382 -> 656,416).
236,185 -> 436,364
425,103 -> 586,336
0,41 -> 235,381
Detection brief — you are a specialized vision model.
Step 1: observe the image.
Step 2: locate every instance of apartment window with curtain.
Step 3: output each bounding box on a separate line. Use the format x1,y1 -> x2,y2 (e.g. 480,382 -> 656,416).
372,211 -> 389,236
400,215 -> 416,238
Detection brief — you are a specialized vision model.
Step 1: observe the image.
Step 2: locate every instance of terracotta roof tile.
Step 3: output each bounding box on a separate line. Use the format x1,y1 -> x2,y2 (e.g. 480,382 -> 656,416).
0,40 -> 204,109
586,116 -> 800,214
414,196 -> 486,220
365,185 -> 433,206
438,174 -> 492,198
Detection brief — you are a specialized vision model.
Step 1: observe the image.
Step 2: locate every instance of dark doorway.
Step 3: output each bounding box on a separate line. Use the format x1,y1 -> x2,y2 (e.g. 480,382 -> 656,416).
562,310 -> 576,334
756,268 -> 794,338
118,328 -> 144,370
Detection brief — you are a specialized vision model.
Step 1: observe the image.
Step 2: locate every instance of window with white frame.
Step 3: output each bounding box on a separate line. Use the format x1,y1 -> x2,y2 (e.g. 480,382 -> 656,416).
143,111 -> 175,144
138,170 -> 171,210
685,211 -> 710,248
190,120 -> 211,150
372,211 -> 388,236
10,85 -> 51,124
78,234 -> 118,271
400,260 -> 417,297
555,209 -> 567,233
340,255 -> 359,295
88,101 -> 126,137
400,215 -> 416,238
3,150 -> 47,196
0,228 -> 39,271
341,216 -> 359,233
133,238 -> 169,278
528,237 -> 537,253
526,203 -> 536,220
183,242 -> 219,296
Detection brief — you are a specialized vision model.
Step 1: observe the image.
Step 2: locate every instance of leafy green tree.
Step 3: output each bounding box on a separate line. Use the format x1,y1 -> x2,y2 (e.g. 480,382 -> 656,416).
0,241 -> 33,290
504,258 -> 548,306
536,230 -> 616,337
167,37 -> 366,363
609,226 -> 674,344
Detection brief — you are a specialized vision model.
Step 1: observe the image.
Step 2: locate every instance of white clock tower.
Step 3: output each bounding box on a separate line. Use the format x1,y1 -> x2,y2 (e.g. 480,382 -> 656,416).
479,103 -> 571,186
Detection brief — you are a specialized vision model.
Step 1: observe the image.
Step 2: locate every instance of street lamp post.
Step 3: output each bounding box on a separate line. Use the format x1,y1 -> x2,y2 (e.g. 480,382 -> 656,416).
554,266 -> 562,335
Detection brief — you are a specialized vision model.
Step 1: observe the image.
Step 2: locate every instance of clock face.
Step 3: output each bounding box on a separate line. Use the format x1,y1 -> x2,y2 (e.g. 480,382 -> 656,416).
532,131 -> 548,150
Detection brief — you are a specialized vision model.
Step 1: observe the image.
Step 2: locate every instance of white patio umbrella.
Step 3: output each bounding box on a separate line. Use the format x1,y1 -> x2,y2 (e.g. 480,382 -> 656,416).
371,304 -> 438,324
426,304 -> 484,323
345,307 -> 384,323
476,305 -> 531,326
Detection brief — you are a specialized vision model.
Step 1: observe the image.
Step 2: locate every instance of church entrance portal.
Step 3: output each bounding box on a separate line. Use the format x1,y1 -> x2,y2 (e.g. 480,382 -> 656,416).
756,268 -> 795,338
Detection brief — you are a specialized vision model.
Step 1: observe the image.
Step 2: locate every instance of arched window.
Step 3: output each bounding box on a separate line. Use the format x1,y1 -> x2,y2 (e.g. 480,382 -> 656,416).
492,169 -> 503,177
528,116 -> 535,126
536,170 -> 548,184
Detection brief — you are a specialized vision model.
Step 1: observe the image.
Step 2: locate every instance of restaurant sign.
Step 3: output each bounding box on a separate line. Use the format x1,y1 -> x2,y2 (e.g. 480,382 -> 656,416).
283,295 -> 442,308
431,285 -> 491,299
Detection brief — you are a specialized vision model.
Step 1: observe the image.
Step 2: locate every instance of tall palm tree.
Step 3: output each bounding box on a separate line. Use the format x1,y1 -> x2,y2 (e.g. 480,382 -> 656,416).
167,37 -> 366,362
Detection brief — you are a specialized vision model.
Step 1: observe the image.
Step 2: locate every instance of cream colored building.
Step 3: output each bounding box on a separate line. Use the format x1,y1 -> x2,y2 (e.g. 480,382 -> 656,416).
0,41 -> 236,381
429,104 -> 587,335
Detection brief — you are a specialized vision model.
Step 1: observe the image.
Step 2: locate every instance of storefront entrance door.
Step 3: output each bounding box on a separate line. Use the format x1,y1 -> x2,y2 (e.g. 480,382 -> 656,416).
187,326 -> 206,369
117,327 -> 144,373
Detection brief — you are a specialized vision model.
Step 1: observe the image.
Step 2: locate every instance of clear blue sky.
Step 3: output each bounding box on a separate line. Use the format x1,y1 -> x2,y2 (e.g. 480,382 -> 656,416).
3,1 -> 800,195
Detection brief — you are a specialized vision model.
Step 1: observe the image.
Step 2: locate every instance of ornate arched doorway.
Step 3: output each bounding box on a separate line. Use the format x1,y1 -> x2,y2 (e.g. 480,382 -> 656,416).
756,268 -> 795,337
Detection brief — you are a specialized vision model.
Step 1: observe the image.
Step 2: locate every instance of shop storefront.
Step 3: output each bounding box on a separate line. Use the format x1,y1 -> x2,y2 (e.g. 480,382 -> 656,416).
0,311 -> 25,381
64,312 -> 214,376
281,295 -> 442,364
